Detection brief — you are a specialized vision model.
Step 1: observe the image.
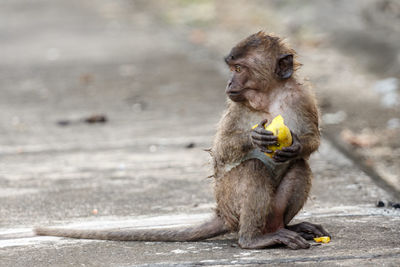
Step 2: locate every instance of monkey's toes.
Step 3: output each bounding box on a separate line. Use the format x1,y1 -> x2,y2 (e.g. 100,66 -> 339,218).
287,222 -> 330,239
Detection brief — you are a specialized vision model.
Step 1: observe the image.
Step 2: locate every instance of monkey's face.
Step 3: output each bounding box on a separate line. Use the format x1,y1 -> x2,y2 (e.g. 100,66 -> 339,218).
224,32 -> 295,104
225,64 -> 253,102
224,54 -> 294,103
224,52 -> 274,104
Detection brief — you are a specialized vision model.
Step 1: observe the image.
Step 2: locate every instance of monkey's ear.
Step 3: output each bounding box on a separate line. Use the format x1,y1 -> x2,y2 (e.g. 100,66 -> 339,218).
275,54 -> 293,79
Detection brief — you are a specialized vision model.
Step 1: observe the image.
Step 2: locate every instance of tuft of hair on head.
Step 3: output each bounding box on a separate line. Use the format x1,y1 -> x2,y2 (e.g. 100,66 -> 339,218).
225,31 -> 301,70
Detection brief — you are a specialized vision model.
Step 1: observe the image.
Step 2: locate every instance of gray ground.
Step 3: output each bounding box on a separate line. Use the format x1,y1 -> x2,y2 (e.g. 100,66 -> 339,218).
0,0 -> 399,266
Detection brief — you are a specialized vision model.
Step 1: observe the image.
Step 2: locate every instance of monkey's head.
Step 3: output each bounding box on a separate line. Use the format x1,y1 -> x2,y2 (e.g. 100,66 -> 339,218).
224,31 -> 298,103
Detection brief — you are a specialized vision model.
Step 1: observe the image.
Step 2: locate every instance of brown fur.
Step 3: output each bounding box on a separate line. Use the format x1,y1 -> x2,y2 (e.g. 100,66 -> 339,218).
35,32 -> 328,249
214,32 -> 326,249
35,216 -> 227,242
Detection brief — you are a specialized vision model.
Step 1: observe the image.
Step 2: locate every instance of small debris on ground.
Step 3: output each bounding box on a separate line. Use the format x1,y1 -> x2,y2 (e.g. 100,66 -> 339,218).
376,200 -> 385,207
56,114 -> 108,126
388,202 -> 400,209
185,142 -> 195,149
375,200 -> 400,209
84,114 -> 107,124
57,119 -> 71,126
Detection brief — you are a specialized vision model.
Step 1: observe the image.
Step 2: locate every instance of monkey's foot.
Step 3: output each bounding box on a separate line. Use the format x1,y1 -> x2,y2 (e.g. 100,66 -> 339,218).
286,222 -> 330,240
239,228 -> 310,250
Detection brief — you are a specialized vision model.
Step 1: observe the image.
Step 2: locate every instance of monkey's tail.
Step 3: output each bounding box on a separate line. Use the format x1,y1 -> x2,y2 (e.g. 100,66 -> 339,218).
34,216 -> 229,242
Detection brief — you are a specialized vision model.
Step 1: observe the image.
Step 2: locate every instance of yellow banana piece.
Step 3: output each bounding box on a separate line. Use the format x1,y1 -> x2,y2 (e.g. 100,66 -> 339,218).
252,115 -> 293,158
313,236 -> 331,243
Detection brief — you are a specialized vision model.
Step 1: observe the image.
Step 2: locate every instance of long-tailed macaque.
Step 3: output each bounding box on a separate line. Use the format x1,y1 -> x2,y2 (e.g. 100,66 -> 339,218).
35,32 -> 330,249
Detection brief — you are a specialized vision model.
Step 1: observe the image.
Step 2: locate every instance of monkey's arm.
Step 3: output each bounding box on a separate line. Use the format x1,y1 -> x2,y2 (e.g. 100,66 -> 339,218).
212,109 -> 254,169
297,90 -> 321,158
274,93 -> 320,162
274,127 -> 320,162
297,130 -> 320,158
213,128 -> 253,165
291,104 -> 320,160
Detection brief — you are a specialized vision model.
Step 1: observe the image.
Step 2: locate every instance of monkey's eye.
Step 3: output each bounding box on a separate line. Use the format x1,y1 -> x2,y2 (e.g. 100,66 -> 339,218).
234,65 -> 242,73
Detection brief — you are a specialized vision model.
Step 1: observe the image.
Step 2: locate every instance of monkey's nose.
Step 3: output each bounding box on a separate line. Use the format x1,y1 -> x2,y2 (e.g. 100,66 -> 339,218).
226,81 -> 234,93
225,82 -> 232,93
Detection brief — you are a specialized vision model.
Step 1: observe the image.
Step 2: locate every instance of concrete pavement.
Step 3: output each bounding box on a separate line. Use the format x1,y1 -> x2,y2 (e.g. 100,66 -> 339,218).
0,1 -> 399,266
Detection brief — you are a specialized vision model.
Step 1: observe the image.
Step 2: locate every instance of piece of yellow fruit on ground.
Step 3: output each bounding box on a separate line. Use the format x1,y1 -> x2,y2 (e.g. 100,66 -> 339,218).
252,115 -> 293,158
314,236 -> 331,243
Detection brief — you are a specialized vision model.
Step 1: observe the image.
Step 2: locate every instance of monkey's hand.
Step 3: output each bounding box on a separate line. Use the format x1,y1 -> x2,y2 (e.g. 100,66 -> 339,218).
250,119 -> 278,154
273,132 -> 302,162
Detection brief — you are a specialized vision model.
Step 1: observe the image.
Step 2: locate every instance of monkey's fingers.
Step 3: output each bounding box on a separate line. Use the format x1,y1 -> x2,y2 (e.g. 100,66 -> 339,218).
251,131 -> 278,148
274,150 -> 297,159
260,118 -> 269,127
252,119 -> 269,130
281,143 -> 301,153
251,131 -> 277,143
275,229 -> 310,250
273,150 -> 297,162
252,138 -> 277,148
251,126 -> 277,138
259,147 -> 274,154
272,156 -> 289,163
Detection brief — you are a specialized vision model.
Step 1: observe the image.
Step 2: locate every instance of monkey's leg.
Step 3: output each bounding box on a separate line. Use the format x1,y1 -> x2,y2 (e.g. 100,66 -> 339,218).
271,159 -> 330,240
236,164 -> 310,250
238,227 -> 311,250
35,215 -> 229,242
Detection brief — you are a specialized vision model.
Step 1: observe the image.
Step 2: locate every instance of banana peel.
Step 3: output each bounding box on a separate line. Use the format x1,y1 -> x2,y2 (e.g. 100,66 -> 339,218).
252,115 -> 293,158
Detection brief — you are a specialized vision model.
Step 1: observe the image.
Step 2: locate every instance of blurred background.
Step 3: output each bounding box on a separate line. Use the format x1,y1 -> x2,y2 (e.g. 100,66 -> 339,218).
1,0 -> 399,213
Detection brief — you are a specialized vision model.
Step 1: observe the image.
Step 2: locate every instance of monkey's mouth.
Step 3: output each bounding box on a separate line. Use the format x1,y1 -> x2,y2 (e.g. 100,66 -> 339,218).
228,91 -> 241,96
227,88 -> 248,102
228,91 -> 246,102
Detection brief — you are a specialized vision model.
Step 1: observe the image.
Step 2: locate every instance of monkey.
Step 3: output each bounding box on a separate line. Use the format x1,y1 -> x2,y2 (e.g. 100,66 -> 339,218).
35,31 -> 330,249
